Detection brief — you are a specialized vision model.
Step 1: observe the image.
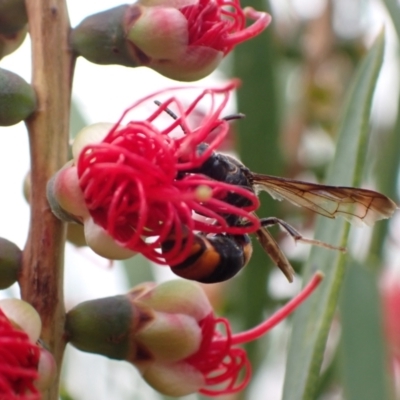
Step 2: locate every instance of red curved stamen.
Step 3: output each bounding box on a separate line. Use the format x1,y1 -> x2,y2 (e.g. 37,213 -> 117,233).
0,309 -> 40,399
183,273 -> 323,396
224,9 -> 272,47
186,315 -> 251,395
106,81 -> 239,142
180,0 -> 269,54
230,272 -> 324,346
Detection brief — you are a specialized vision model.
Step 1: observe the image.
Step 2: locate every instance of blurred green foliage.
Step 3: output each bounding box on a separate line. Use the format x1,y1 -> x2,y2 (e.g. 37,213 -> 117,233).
230,2 -> 398,400
65,1 -> 400,399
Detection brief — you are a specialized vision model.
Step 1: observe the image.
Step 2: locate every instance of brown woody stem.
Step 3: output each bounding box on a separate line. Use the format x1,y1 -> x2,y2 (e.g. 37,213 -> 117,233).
20,1 -> 75,398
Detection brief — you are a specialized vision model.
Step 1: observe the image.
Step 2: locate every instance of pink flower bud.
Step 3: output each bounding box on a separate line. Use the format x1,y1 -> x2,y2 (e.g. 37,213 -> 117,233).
129,279 -> 212,321
35,347 -> 57,391
47,161 -> 89,222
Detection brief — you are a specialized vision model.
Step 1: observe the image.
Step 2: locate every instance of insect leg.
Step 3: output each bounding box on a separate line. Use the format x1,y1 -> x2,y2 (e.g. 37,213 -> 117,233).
258,217 -> 346,252
254,227 -> 295,282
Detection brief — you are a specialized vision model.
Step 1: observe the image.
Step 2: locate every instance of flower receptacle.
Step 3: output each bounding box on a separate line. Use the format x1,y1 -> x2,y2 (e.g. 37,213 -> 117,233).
71,5 -> 139,67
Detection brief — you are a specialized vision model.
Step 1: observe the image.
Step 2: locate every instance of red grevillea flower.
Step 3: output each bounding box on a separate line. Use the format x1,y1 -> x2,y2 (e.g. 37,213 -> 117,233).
53,81 -> 261,264
66,273 -> 324,397
136,273 -> 324,396
72,0 -> 270,81
125,0 -> 271,80
0,308 -> 40,399
184,272 -> 323,396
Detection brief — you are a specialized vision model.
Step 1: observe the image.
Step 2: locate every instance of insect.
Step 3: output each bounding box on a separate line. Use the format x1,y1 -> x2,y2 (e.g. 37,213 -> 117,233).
162,232 -> 253,283
157,102 -> 398,283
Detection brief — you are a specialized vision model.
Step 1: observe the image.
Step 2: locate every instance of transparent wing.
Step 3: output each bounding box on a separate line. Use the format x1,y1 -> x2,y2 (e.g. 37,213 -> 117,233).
251,173 -> 397,226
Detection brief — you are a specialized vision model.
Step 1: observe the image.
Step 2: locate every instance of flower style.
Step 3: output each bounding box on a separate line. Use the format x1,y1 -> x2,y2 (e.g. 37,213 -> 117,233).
49,82 -> 260,265
0,302 -> 41,399
66,273 -> 323,397
72,0 -> 271,81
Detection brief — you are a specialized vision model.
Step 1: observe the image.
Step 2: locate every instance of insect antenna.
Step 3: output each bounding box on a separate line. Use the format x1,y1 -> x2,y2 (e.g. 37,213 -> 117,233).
154,99 -> 189,135
154,100 -> 179,120
222,113 -> 246,122
154,100 -> 245,135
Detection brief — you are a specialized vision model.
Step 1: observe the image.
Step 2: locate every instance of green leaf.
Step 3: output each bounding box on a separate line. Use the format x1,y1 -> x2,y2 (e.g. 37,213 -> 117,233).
282,31 -> 385,400
339,259 -> 390,400
383,0 -> 400,41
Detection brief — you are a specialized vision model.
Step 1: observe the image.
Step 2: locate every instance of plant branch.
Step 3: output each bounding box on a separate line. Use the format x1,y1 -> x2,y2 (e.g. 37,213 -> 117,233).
20,0 -> 75,398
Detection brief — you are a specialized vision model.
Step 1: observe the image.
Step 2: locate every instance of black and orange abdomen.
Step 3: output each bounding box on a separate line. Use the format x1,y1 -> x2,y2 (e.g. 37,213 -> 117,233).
165,233 -> 252,283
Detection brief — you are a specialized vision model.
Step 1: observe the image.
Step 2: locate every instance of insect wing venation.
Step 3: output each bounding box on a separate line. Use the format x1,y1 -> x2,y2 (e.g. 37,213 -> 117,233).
251,173 -> 397,226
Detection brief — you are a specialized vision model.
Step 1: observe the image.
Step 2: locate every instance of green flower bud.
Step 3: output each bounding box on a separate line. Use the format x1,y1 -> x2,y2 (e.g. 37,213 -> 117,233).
71,5 -> 138,67
0,67 -> 36,126
0,0 -> 27,34
66,295 -> 138,360
66,283 -> 205,364
0,237 -> 21,289
0,27 -> 27,59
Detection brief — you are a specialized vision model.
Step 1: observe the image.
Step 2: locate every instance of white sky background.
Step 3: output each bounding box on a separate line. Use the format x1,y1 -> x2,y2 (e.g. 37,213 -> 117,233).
0,0 -> 399,399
